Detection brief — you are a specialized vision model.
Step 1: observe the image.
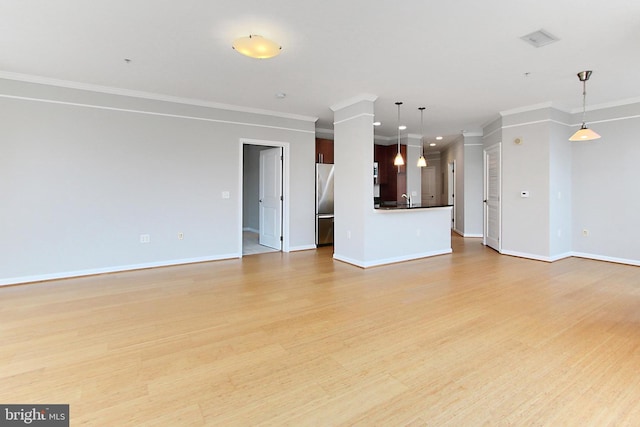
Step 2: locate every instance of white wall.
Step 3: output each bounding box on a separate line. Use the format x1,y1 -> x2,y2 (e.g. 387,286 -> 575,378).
242,144 -> 271,232
548,110 -> 573,259
571,102 -> 640,264
485,102 -> 640,266
0,78 -> 316,285
463,135 -> 484,237
501,110 -> 552,258
442,136 -> 464,234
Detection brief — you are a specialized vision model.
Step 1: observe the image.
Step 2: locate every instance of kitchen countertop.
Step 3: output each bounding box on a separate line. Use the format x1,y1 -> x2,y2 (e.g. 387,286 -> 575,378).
374,203 -> 453,210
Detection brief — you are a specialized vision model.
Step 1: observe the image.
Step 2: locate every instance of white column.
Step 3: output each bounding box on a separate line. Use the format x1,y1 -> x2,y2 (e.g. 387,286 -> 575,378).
330,94 -> 377,264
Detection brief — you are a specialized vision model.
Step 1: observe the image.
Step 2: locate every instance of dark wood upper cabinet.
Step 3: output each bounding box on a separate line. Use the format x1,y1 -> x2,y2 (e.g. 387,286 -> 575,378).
315,138 -> 334,164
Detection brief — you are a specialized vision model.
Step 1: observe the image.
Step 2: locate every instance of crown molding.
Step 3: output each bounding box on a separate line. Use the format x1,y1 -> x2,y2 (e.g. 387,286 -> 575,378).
568,96 -> 640,114
329,93 -> 378,112
0,70 -> 318,123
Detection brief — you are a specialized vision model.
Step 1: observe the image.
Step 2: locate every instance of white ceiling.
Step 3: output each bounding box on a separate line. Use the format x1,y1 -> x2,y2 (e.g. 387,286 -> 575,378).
1,0 -> 640,151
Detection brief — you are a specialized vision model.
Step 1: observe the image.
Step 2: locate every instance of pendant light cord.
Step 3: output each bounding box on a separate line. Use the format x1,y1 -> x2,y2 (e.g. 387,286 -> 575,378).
582,79 -> 587,125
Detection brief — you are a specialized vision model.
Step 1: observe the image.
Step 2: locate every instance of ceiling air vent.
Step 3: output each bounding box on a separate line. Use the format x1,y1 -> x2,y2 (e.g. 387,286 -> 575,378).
520,29 -> 559,48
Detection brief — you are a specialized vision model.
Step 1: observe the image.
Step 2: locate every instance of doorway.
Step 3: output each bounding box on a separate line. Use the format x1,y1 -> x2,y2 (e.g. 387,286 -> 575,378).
240,139 -> 289,256
421,166 -> 437,207
483,143 -> 501,252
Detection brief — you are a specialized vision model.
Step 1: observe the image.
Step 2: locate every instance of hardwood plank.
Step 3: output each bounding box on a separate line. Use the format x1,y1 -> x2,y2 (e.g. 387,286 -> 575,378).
1,235 -> 639,425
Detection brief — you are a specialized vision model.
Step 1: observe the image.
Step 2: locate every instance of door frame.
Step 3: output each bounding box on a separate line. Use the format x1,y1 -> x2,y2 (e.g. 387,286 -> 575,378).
483,142 -> 502,251
448,161 -> 456,230
239,138 -> 290,257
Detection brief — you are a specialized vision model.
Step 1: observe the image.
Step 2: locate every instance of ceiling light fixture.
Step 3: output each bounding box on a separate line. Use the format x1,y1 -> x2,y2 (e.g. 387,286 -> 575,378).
436,136 -> 443,140
417,107 -> 427,168
232,35 -> 282,59
569,70 -> 601,142
394,102 -> 405,166
430,143 -> 436,147
373,121 -> 381,126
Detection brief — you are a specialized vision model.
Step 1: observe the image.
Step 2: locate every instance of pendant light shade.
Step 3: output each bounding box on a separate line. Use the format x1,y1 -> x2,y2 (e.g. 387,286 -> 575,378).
569,70 -> 601,142
394,152 -> 405,166
394,102 -> 405,166
417,107 -> 427,167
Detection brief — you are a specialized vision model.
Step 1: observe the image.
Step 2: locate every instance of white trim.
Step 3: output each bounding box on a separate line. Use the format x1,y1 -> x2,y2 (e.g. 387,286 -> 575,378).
0,70 -> 318,123
333,112 -> 374,126
502,118 -> 571,129
586,114 -> 640,125
571,252 -> 640,267
333,248 -> 452,268
568,96 -> 640,114
500,101 -> 557,116
462,131 -> 483,137
239,138 -> 292,256
550,252 -> 574,261
500,115 -> 640,131
0,94 -> 315,134
243,227 -> 259,233
330,93 -> 378,112
453,228 -> 464,237
482,126 -> 502,139
289,244 -> 317,252
0,254 -> 240,287
501,249 -> 555,262
462,233 -> 483,238
464,143 -> 484,146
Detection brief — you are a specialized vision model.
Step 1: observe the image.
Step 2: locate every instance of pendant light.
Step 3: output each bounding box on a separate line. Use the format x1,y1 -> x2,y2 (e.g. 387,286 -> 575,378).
394,102 -> 405,166
569,70 -> 601,141
417,107 -> 427,167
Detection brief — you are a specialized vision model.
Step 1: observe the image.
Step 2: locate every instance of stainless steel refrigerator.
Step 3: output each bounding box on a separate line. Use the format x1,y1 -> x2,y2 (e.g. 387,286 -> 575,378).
315,163 -> 334,245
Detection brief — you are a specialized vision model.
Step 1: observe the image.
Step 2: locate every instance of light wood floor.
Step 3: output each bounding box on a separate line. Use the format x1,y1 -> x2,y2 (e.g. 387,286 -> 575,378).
2,235 -> 640,426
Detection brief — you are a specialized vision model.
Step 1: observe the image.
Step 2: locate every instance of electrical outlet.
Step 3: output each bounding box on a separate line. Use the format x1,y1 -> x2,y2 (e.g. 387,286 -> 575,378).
178,232 -> 184,240
582,229 -> 590,237
139,234 -> 150,243
222,191 -> 230,199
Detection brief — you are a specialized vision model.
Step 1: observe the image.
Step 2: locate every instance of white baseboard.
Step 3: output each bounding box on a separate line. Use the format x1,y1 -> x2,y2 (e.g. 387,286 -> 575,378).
500,249 -> 556,262
500,249 -> 640,266
0,253 -> 241,287
242,227 -> 259,233
333,248 -> 452,268
571,252 -> 640,267
289,244 -> 317,252
463,233 -> 483,238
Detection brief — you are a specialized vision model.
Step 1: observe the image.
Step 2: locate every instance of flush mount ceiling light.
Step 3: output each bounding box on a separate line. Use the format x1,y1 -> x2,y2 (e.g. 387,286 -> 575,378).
232,35 -> 282,59
569,70 -> 601,142
373,121 -> 381,126
417,107 -> 427,168
394,102 -> 405,166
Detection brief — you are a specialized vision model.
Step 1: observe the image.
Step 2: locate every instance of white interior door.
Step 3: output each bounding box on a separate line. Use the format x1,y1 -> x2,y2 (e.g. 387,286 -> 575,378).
421,166 -> 437,206
259,147 -> 283,250
484,143 -> 501,251
448,161 -> 456,229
